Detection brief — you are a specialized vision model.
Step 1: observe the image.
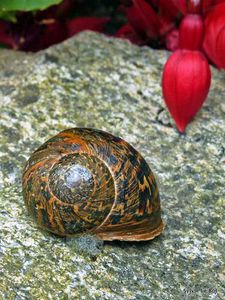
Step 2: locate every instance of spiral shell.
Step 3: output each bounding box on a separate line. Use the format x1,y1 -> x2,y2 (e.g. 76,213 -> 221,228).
22,128 -> 164,241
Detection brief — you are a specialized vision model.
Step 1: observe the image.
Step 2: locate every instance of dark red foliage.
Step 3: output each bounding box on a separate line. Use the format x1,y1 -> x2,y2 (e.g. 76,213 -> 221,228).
37,0 -> 75,20
0,0 -> 110,51
116,0 -> 180,49
67,17 -> 110,38
0,13 -> 43,51
1,0 -> 225,53
32,21 -> 68,52
172,0 -> 225,14
116,23 -> 146,45
0,21 -> 15,48
117,0 -> 225,50
120,0 -> 160,39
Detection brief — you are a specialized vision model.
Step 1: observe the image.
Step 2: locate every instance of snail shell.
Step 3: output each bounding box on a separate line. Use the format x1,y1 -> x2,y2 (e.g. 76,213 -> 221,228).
22,128 -> 164,241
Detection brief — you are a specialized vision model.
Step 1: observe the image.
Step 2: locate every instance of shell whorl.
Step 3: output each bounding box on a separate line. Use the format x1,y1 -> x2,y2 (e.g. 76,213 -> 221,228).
22,128 -> 164,241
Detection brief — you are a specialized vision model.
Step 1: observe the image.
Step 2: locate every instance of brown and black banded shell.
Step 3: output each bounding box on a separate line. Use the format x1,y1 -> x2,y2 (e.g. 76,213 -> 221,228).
22,128 -> 164,241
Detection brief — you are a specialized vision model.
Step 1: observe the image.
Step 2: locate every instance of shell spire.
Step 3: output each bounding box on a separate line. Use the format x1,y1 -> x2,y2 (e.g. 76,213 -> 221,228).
22,128 -> 164,241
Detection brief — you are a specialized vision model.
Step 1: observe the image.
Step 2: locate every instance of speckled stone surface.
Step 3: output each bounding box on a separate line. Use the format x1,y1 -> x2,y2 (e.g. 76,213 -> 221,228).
0,32 -> 224,300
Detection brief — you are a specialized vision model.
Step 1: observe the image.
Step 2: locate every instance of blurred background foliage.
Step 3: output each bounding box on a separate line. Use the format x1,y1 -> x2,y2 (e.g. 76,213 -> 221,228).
0,0 -> 125,51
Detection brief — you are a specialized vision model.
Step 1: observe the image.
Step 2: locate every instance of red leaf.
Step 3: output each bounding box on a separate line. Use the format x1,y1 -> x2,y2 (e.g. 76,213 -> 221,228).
34,21 -> 67,51
172,0 -> 225,14
162,50 -> 211,132
158,0 -> 180,19
202,0 -> 225,13
158,0 -> 180,37
172,0 -> 201,14
122,0 -> 160,39
179,14 -> 204,50
0,21 -> 15,48
172,0 -> 189,14
203,3 -> 225,69
116,23 -> 146,45
66,17 -> 110,37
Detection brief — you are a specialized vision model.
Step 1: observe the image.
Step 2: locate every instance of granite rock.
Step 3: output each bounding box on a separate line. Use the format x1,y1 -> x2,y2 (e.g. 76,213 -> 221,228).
0,32 -> 224,300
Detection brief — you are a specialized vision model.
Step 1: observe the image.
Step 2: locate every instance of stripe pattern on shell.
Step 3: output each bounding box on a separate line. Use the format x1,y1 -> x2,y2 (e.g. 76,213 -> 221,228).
22,128 -> 164,241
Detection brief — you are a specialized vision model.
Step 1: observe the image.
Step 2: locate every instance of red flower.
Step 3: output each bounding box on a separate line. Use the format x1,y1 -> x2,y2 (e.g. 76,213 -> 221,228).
203,3 -> 225,69
162,49 -> 211,132
179,14 -> 204,50
172,0 -> 225,14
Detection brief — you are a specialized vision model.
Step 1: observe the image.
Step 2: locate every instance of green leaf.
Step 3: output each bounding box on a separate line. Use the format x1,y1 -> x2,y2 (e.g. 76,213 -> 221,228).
0,11 -> 17,22
0,0 -> 63,12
